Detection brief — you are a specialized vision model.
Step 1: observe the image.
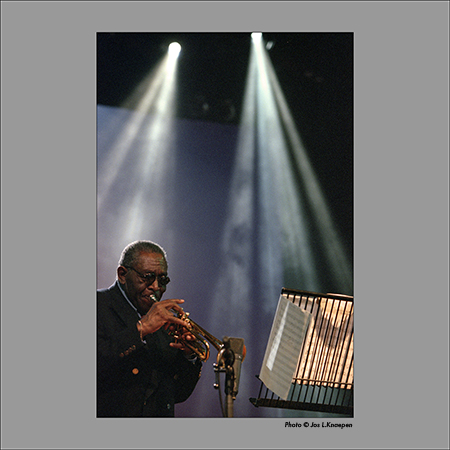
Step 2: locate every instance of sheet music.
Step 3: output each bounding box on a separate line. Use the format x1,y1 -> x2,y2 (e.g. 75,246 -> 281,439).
259,295 -> 312,400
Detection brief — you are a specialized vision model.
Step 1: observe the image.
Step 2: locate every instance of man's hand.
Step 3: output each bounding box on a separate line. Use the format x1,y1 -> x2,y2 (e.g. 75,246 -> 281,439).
138,298 -> 189,337
167,325 -> 197,355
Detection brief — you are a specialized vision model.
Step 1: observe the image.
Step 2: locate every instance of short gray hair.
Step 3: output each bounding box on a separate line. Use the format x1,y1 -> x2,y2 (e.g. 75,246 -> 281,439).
118,240 -> 168,268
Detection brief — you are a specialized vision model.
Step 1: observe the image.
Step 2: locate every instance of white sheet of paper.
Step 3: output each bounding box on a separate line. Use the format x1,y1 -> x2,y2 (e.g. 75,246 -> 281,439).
259,295 -> 312,400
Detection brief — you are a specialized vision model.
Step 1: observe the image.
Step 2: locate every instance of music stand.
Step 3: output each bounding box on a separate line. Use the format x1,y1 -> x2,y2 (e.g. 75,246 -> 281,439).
250,288 -> 354,416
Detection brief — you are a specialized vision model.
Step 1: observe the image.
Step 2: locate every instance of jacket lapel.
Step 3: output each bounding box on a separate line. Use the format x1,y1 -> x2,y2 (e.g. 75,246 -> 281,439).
108,281 -> 141,327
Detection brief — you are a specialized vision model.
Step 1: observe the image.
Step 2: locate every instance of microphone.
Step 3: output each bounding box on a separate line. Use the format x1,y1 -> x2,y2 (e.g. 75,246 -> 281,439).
223,336 -> 246,399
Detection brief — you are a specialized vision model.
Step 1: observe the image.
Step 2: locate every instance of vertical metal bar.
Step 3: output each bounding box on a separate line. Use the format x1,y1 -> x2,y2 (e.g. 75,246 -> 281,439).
328,300 -> 352,405
314,296 -> 336,405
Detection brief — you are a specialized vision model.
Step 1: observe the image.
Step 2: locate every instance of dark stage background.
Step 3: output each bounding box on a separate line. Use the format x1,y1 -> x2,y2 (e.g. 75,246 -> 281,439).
97,32 -> 353,418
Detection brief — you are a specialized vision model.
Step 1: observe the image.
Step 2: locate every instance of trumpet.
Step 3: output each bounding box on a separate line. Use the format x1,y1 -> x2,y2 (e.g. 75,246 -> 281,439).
169,310 -> 224,362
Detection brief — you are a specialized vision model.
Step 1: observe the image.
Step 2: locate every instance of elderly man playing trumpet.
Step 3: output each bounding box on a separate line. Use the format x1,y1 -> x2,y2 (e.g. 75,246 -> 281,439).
97,240 -> 202,417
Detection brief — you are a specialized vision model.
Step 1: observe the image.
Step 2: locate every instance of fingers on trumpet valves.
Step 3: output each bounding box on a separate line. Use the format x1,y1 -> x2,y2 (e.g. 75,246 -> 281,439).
173,332 -> 180,341
181,316 -> 192,330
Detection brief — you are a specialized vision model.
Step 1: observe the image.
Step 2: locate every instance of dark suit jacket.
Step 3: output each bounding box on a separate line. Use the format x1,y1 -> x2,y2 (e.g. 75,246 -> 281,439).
97,282 -> 202,417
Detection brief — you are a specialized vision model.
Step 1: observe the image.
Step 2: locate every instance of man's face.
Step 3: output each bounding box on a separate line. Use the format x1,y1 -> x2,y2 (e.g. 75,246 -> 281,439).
117,251 -> 168,315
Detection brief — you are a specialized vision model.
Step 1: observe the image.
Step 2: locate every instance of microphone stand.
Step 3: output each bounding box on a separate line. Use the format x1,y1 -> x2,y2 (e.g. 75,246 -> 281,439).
223,344 -> 235,418
214,337 -> 236,418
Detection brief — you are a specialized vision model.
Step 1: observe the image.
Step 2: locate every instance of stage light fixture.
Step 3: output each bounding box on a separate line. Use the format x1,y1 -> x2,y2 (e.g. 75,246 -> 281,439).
168,42 -> 181,58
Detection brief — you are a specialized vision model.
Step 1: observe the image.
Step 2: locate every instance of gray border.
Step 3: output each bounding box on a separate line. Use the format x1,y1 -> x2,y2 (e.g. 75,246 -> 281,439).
1,1 -> 449,449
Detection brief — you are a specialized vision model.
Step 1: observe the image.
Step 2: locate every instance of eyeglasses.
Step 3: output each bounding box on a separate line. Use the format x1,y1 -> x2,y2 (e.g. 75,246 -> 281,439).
125,266 -> 171,286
